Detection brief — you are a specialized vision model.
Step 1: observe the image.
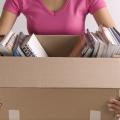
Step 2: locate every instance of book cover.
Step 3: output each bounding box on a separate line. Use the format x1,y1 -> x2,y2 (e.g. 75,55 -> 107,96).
21,34 -> 48,57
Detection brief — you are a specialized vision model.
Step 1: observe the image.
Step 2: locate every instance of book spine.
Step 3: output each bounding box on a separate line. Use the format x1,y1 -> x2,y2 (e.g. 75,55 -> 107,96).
13,48 -> 21,56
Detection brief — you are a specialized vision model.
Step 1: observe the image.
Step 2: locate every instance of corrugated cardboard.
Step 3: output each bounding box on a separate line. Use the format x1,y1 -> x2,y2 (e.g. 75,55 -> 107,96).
0,57 -> 120,88
0,35 -> 120,120
0,88 -> 118,120
36,35 -> 80,57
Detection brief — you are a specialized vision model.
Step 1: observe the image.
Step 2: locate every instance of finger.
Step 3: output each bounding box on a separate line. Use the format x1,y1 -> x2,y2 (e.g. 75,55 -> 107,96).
108,108 -> 114,112
116,97 -> 120,101
108,104 -> 120,114
108,97 -> 116,103
116,114 -> 120,118
109,99 -> 120,106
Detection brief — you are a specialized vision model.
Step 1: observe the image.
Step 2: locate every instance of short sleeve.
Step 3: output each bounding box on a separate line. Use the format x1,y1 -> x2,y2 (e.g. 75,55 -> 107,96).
87,0 -> 107,14
3,0 -> 22,16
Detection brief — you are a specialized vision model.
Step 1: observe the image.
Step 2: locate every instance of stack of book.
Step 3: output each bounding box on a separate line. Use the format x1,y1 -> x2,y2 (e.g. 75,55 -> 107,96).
79,26 -> 120,57
1,26 -> 120,58
0,31 -> 48,57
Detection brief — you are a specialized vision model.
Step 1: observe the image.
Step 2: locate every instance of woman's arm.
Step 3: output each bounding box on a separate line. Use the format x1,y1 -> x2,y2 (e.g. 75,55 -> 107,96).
70,7 -> 117,57
0,10 -> 17,35
93,7 -> 116,28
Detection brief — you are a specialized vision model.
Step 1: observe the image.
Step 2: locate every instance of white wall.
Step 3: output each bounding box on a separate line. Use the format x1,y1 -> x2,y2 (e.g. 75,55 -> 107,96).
0,0 -> 120,34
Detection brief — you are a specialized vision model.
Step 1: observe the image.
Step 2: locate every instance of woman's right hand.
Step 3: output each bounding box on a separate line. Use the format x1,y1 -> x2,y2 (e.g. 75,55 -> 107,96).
69,34 -> 86,57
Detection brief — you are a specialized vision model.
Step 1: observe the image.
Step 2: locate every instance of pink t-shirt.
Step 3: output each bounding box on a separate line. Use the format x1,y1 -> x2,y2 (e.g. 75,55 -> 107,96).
3,0 -> 106,35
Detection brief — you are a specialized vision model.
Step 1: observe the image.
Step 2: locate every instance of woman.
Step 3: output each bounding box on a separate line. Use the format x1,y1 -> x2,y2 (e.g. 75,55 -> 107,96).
0,0 -> 116,35
0,0 -> 120,116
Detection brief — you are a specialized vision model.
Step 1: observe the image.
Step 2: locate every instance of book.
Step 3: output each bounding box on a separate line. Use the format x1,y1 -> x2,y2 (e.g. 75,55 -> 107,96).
96,31 -> 108,57
0,32 -> 48,57
110,28 -> 120,55
87,32 -> 100,57
21,34 -> 48,57
0,31 -> 14,46
76,26 -> 120,58
83,33 -> 94,57
0,31 -> 17,56
111,28 -> 120,43
12,32 -> 26,56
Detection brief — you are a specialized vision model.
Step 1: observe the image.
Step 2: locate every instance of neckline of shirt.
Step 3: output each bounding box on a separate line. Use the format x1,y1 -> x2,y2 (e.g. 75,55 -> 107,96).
38,0 -> 70,16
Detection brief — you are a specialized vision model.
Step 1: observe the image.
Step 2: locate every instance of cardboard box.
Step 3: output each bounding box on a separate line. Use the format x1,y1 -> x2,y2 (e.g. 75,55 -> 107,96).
0,35 -> 120,120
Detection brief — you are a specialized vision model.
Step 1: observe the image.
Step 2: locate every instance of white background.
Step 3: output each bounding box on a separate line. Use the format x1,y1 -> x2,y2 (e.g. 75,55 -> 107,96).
0,0 -> 120,34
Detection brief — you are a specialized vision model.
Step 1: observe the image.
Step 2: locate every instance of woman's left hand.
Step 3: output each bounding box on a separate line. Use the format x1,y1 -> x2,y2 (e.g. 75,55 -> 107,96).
108,98 -> 120,117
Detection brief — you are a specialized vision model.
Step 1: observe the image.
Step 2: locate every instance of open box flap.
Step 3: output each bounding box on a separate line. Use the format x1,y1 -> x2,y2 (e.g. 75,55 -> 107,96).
36,35 -> 80,57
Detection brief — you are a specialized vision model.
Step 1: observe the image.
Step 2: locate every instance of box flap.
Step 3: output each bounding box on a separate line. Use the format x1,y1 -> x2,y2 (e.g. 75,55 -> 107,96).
36,35 -> 80,57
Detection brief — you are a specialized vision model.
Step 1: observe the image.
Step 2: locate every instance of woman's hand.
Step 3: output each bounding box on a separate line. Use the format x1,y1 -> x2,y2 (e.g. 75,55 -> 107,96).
69,34 -> 86,57
108,98 -> 120,118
